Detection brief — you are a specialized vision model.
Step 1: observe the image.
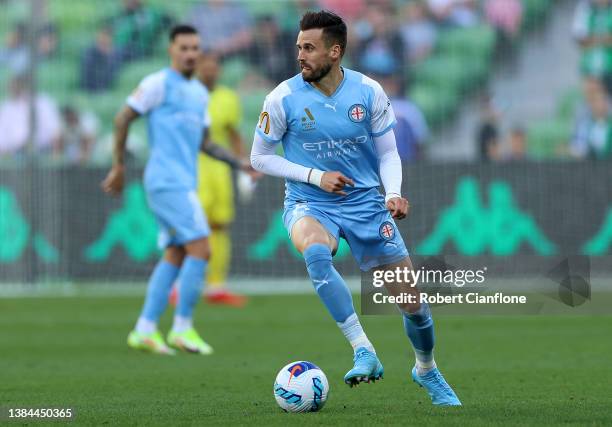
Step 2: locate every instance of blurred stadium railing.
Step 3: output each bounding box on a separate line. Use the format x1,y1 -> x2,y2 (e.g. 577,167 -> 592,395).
1,0 -> 611,288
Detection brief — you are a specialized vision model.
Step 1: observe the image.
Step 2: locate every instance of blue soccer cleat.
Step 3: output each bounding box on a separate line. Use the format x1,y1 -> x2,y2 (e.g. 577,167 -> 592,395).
412,366 -> 462,406
344,347 -> 384,387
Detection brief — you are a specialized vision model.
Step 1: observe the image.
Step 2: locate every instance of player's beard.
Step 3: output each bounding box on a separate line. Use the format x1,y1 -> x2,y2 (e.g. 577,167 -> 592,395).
180,59 -> 196,77
302,62 -> 332,83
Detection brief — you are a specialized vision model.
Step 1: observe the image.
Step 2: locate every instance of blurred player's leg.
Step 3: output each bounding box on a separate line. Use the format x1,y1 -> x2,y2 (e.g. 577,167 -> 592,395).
207,225 -> 230,286
291,216 -> 382,386
198,156 -> 247,307
381,257 -> 461,406
167,237 -> 214,355
128,247 -> 184,355
205,224 -> 247,307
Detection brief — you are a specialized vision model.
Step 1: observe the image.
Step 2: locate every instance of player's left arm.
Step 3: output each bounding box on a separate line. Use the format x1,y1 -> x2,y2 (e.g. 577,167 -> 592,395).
228,126 -> 245,158
374,130 -> 409,220
200,128 -> 256,175
367,76 -> 409,220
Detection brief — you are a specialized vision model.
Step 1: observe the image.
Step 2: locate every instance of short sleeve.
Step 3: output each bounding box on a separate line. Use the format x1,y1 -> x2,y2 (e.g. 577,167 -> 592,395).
365,76 -> 396,136
255,83 -> 289,143
126,71 -> 165,114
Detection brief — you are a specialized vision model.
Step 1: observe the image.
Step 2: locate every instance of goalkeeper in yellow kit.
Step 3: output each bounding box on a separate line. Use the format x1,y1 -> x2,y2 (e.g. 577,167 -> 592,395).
170,53 -> 249,307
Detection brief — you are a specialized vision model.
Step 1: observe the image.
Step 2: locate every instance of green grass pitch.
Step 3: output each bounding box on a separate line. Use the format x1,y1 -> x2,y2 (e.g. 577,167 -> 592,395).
1,294 -> 611,425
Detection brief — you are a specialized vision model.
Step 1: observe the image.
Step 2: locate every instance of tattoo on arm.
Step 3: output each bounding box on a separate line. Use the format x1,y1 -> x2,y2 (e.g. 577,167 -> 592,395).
112,106 -> 139,166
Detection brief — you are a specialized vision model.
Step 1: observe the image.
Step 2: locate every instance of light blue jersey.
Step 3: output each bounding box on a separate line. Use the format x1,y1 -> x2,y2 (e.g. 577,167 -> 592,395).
127,68 -> 211,248
257,68 -> 407,270
127,68 -> 211,192
255,68 -> 396,202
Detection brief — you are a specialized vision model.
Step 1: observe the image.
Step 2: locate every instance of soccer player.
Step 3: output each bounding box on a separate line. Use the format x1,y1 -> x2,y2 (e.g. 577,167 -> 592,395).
250,11 -> 461,405
102,25 -> 251,355
195,53 -> 249,307
168,53 -> 250,308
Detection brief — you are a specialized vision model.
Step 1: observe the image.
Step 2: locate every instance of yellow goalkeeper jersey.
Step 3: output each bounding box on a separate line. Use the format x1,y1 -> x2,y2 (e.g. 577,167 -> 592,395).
205,85 -> 241,149
197,85 -> 242,225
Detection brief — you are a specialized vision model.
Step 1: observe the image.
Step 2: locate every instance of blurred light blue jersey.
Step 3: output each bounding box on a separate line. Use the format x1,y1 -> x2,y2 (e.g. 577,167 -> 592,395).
255,68 -> 396,202
127,68 -> 210,192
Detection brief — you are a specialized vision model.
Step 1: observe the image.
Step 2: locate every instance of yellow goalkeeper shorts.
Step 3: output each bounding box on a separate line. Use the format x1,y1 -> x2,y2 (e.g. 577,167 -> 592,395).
197,154 -> 235,226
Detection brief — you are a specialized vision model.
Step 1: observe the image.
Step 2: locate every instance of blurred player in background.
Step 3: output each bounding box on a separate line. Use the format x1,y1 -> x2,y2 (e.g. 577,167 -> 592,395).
251,11 -> 460,405
170,53 -> 249,308
102,25 -> 252,355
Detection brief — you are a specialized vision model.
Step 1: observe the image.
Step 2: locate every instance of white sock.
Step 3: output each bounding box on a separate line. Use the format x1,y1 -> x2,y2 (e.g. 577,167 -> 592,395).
337,313 -> 375,353
415,350 -> 436,376
172,315 -> 193,333
135,317 -> 156,335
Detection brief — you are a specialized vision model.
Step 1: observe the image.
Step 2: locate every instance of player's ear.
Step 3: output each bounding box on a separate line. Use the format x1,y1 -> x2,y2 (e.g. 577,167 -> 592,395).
330,44 -> 341,60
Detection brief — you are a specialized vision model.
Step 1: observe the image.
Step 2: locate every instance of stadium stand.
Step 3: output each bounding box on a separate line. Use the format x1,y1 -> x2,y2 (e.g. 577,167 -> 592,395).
0,0 -> 564,164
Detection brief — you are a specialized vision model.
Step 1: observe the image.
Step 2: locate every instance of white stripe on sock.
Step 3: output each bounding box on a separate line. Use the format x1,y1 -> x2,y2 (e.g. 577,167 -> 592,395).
172,315 -> 193,333
337,313 -> 375,353
415,349 -> 436,375
135,317 -> 156,334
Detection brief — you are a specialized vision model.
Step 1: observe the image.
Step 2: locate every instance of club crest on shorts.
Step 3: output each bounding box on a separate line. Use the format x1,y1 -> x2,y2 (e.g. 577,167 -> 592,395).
348,104 -> 367,122
379,221 -> 395,240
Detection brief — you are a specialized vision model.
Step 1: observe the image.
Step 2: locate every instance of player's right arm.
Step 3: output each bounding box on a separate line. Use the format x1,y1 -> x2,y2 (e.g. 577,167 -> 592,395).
250,89 -> 354,195
102,72 -> 164,196
101,106 -> 139,196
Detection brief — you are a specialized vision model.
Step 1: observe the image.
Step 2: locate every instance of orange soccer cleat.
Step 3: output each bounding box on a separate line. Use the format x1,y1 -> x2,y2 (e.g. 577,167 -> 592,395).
205,289 -> 248,307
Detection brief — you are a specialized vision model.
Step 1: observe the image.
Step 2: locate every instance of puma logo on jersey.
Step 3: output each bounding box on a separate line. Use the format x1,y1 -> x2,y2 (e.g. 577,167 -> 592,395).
324,102 -> 337,112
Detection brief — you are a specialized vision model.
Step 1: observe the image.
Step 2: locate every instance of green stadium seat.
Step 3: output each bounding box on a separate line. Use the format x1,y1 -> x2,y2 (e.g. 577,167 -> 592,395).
522,0 -> 552,30
219,58 -> 249,89
67,91 -> 122,134
37,60 -> 79,95
527,119 -> 572,159
409,83 -> 460,127
245,2 -> 280,19
56,30 -> 94,64
117,59 -> 170,94
49,0 -> 120,33
0,0 -> 33,38
412,56 -> 471,92
556,87 -> 581,121
146,0 -> 193,21
437,25 -> 496,59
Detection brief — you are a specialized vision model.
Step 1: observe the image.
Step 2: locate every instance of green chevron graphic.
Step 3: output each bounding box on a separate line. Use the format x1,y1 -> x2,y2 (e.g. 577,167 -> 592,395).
417,177 -> 557,256
0,186 -> 59,263
85,182 -> 160,262
248,209 -> 351,261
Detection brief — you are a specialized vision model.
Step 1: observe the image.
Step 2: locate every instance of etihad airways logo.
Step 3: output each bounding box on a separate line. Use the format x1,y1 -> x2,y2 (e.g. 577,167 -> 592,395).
302,135 -> 368,159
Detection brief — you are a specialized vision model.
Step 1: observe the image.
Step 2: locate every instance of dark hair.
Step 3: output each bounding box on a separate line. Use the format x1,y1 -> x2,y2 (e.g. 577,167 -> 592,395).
300,10 -> 347,56
169,24 -> 198,42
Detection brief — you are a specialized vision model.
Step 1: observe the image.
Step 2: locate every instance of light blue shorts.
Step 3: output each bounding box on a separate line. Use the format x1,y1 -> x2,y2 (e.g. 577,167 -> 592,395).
283,188 -> 409,271
147,189 -> 210,249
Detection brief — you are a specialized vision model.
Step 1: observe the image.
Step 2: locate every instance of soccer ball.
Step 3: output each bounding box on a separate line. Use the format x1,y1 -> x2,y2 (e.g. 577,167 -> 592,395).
273,361 -> 329,412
